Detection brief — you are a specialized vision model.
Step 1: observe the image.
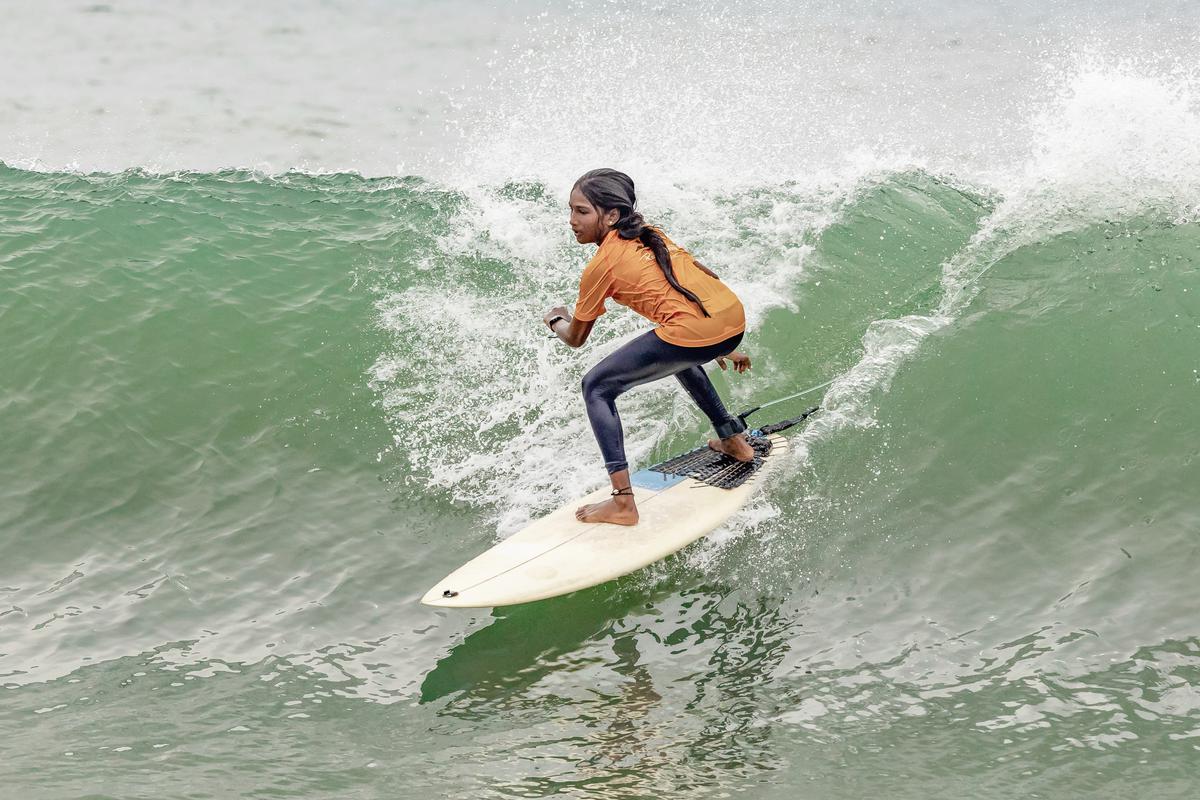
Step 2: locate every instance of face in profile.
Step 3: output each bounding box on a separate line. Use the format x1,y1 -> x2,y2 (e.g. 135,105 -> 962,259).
568,186 -> 613,244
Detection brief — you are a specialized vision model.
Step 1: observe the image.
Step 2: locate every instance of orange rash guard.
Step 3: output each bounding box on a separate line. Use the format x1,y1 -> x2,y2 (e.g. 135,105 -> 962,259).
573,229 -> 745,347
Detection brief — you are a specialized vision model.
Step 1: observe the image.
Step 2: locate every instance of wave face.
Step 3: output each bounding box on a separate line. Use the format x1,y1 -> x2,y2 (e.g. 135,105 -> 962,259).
4,2 -> 1200,798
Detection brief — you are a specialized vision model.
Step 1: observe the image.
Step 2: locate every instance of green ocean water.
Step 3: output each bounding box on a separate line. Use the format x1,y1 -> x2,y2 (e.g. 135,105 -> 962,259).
1,160 -> 1197,798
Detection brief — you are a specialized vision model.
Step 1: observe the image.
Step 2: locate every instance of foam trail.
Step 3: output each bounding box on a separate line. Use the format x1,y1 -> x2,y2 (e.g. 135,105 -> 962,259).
686,58 -> 1200,571
830,61 -> 1199,432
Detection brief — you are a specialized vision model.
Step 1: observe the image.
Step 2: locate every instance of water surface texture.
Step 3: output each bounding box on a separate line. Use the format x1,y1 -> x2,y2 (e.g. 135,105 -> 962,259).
2,2 -> 1199,798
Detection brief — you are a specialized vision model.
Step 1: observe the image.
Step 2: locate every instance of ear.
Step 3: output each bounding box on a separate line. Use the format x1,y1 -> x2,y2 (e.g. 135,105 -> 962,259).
604,208 -> 620,228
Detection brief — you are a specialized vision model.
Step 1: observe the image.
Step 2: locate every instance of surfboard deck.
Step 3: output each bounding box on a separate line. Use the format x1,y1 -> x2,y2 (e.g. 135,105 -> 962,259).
420,433 -> 790,608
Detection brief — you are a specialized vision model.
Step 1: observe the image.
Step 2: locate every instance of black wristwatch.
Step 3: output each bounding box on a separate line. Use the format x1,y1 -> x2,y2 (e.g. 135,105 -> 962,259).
546,315 -> 566,330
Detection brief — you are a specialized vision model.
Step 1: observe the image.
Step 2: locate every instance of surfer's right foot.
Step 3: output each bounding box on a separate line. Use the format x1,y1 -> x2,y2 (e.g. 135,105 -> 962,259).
708,433 -> 755,462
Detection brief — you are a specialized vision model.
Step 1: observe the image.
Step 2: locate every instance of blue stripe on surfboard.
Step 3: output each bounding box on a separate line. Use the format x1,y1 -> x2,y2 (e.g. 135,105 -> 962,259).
630,469 -> 688,491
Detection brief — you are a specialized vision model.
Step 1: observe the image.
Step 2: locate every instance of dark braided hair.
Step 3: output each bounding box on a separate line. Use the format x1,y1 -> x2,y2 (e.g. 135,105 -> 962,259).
573,168 -> 710,318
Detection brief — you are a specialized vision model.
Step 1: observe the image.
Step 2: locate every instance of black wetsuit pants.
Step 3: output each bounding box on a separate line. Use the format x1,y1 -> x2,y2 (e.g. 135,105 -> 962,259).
582,330 -> 747,475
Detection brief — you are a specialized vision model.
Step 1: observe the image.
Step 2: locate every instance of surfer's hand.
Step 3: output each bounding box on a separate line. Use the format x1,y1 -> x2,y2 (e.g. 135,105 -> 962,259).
717,351 -> 751,373
543,306 -> 569,326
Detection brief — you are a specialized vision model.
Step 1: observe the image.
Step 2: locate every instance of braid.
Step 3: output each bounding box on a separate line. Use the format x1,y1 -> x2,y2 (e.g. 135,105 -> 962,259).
575,169 -> 711,318
624,220 -> 711,318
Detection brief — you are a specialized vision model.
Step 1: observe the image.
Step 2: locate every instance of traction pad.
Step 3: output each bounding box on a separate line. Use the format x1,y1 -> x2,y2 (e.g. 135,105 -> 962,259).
648,435 -> 773,490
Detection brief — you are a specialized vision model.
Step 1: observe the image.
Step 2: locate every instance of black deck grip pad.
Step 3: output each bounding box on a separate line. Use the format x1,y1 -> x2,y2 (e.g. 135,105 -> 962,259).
647,435 -> 773,489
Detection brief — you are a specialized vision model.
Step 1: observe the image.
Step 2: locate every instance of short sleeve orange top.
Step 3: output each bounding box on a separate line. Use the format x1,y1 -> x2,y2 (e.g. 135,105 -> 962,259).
573,229 -> 745,347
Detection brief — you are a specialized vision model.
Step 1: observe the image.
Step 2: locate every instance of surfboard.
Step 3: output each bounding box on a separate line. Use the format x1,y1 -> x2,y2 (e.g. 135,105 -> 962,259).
420,409 -> 818,608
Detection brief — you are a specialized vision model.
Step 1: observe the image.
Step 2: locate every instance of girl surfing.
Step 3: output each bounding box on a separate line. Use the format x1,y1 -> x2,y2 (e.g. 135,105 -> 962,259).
544,168 -> 755,526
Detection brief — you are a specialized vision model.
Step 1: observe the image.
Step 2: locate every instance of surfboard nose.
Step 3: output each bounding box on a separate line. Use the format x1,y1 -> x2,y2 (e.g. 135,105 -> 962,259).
421,585 -> 468,607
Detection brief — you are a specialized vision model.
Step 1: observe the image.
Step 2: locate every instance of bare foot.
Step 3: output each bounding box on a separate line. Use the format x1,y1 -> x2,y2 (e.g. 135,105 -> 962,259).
575,495 -> 640,525
707,433 -> 755,462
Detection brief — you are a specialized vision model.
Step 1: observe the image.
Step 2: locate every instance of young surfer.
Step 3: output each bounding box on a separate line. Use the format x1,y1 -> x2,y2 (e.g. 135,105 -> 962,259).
544,168 -> 755,526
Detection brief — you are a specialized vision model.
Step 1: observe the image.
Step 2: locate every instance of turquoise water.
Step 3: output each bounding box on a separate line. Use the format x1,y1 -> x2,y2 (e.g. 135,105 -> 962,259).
3,2 -> 1200,798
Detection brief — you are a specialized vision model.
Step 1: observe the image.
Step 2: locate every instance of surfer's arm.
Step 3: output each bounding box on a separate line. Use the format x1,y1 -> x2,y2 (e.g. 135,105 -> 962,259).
544,305 -> 594,347
552,315 -> 594,348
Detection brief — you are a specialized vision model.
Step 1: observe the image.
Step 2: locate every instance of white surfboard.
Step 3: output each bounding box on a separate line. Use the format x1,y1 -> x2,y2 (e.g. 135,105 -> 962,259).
421,432 -> 792,608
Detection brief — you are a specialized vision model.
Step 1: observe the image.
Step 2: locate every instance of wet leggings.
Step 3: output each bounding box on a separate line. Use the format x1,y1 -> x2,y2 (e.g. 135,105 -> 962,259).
582,330 -> 746,474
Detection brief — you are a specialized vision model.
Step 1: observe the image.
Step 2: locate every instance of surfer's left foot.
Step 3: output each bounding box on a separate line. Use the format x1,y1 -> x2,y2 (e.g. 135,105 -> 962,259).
708,432 -> 755,462
575,494 -> 639,525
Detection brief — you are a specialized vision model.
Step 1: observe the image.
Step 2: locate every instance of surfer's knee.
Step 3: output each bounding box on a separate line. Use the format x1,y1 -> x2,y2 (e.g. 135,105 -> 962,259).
582,366 -> 620,402
581,368 -> 598,398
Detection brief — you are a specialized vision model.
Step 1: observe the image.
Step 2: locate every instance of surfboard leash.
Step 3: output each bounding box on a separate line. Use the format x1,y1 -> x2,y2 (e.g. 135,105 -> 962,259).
735,376 -> 835,431
750,405 -> 821,435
